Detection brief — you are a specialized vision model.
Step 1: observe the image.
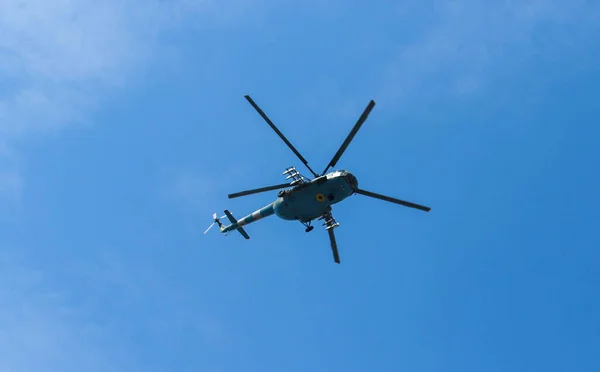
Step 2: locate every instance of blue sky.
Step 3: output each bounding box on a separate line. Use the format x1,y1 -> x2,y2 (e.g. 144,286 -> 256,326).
1,1 -> 599,371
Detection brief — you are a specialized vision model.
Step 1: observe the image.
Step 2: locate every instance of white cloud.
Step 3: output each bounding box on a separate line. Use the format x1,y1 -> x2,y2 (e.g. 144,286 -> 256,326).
0,0 -> 182,137
381,0 -> 600,105
0,0 -> 261,200
0,0 -> 267,136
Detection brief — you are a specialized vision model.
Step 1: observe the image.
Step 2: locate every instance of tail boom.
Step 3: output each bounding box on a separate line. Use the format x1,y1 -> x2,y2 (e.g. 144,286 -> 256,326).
221,203 -> 275,237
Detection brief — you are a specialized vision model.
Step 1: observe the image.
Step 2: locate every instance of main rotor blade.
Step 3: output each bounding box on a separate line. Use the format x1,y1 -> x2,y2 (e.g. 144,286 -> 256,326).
244,95 -> 318,178
327,228 -> 341,264
322,100 -> 375,175
228,183 -> 290,199
355,188 -> 431,212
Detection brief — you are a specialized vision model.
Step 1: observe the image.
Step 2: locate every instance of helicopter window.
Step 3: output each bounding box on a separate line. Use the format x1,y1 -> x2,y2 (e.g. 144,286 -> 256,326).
345,173 -> 357,188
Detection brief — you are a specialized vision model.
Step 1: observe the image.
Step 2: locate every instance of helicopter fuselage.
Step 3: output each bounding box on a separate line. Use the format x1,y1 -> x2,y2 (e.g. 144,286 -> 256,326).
220,170 -> 358,233
274,170 -> 358,222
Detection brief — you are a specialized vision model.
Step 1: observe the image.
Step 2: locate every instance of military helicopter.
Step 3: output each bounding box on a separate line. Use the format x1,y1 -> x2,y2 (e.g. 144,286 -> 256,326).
204,95 -> 431,264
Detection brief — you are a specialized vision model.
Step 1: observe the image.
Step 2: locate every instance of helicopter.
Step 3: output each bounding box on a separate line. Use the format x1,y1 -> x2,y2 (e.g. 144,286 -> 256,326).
204,95 -> 431,264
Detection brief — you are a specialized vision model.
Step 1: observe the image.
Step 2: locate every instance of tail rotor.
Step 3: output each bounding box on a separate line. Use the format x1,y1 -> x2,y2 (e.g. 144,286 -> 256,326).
204,213 -> 226,234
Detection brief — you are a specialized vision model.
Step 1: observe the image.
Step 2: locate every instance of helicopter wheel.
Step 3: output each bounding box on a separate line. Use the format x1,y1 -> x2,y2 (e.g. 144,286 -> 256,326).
301,221 -> 314,232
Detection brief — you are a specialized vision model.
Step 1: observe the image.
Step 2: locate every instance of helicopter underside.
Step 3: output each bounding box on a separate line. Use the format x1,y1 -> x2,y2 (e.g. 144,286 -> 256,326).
215,95 -> 431,264
273,175 -> 355,222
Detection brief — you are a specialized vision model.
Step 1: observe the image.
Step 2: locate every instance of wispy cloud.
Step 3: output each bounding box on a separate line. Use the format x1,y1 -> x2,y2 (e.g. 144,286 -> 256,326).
0,0 -> 260,200
380,0 -> 600,106
0,0 -> 161,199
0,252 -> 132,371
0,0 -> 190,138
0,244 -> 231,371
0,2 -> 254,370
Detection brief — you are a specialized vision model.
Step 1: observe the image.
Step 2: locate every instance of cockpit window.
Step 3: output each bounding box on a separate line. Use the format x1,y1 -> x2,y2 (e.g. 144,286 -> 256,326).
345,173 -> 358,189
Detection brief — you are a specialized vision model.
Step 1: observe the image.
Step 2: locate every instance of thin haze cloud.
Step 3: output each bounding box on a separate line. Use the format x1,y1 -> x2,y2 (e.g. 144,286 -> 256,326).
0,0 -> 261,199
0,0 -> 191,138
0,252 -> 130,371
380,0 -> 600,107
0,1 -> 258,370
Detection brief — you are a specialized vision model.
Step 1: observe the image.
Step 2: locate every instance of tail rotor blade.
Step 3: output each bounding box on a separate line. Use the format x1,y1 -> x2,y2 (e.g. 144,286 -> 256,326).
204,214 -> 227,234
204,223 -> 215,234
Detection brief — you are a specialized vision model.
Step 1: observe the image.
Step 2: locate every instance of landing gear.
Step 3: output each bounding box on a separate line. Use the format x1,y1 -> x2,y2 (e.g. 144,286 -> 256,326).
301,220 -> 314,232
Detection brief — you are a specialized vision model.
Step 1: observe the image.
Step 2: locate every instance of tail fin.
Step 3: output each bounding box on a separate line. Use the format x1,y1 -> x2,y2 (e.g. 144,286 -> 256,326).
223,210 -> 250,239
